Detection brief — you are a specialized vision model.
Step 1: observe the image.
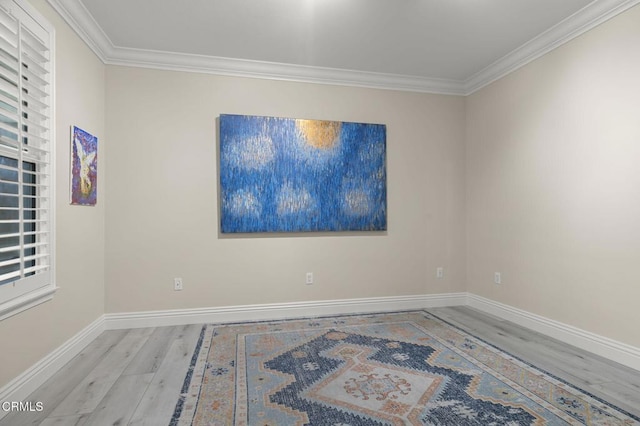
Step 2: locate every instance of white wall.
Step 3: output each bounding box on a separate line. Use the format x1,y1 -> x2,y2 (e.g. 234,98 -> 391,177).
466,4 -> 640,347
0,0 -> 106,388
104,68 -> 466,313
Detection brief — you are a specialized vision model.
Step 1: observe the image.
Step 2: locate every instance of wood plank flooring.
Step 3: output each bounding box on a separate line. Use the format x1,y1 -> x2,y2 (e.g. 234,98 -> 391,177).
430,307 -> 640,418
1,307 -> 638,425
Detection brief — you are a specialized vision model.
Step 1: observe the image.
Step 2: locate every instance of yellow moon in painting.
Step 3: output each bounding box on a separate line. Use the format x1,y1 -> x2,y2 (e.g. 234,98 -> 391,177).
296,119 -> 341,149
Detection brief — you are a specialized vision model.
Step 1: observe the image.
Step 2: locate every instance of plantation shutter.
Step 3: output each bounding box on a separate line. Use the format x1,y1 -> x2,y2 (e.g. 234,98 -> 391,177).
0,0 -> 54,319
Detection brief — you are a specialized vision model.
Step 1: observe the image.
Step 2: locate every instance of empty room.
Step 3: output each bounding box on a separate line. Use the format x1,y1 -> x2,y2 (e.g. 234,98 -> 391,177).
1,0 -> 639,424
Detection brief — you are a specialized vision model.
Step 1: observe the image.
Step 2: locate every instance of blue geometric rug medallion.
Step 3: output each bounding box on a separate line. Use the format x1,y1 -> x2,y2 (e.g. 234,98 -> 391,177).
171,311 -> 640,425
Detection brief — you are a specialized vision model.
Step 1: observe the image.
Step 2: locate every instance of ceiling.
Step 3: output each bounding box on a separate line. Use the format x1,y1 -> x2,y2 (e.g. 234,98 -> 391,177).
48,0 -> 638,94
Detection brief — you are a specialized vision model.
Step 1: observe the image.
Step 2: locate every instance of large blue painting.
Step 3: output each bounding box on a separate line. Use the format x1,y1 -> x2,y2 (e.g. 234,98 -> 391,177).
219,114 -> 386,233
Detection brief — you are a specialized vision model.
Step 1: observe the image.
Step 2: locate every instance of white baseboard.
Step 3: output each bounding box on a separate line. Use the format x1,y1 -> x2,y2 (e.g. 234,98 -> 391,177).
0,292 -> 464,414
104,293 -> 468,330
0,315 -> 106,421
4,291 -> 639,420
467,293 -> 640,372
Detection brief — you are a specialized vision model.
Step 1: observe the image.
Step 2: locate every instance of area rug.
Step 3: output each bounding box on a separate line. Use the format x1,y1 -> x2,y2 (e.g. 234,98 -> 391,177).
171,311 -> 640,425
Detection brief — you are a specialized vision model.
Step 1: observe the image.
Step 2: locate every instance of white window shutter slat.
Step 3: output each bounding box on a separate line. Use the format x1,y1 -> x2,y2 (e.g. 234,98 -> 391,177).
0,0 -> 55,320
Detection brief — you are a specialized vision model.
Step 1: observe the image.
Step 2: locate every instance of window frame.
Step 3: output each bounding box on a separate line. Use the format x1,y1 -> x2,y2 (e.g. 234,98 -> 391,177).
0,0 -> 56,321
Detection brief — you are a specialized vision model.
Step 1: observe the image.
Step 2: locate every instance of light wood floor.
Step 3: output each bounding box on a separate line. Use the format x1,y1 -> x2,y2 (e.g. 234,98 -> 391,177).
1,306 -> 639,425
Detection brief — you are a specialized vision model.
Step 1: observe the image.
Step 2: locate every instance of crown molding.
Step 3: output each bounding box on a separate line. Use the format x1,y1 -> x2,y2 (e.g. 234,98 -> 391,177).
48,0 -> 640,96
46,0 -> 111,61
464,0 -> 640,94
107,47 -> 466,95
45,0 -> 464,95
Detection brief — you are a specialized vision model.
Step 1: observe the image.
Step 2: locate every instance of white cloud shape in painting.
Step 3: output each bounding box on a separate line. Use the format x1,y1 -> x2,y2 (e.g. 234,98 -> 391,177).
228,135 -> 275,170
373,166 -> 385,181
228,190 -> 261,218
277,182 -> 316,215
358,141 -> 385,163
343,189 -> 372,217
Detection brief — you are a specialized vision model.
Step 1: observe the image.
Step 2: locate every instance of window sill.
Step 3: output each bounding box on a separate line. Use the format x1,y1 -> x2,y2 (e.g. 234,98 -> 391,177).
0,286 -> 58,322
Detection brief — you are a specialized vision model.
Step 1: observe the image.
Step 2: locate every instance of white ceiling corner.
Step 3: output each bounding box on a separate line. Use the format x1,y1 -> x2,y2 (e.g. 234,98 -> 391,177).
46,0 -> 640,96
45,0 -> 112,60
464,0 -> 640,94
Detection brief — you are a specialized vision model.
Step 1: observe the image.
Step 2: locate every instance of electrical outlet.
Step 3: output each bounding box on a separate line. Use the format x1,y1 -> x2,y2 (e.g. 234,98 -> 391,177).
306,272 -> 313,285
436,267 -> 444,279
494,272 -> 501,285
174,277 -> 183,291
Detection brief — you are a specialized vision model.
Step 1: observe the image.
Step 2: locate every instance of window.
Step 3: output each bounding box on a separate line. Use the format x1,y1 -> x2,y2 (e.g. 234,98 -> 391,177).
0,0 -> 54,320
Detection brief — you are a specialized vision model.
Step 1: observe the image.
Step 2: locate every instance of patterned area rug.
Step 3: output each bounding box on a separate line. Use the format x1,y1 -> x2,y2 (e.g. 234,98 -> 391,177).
171,311 -> 640,425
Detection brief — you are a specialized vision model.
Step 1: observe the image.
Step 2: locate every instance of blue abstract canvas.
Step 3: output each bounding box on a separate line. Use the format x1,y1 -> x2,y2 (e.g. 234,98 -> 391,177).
219,114 -> 386,233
